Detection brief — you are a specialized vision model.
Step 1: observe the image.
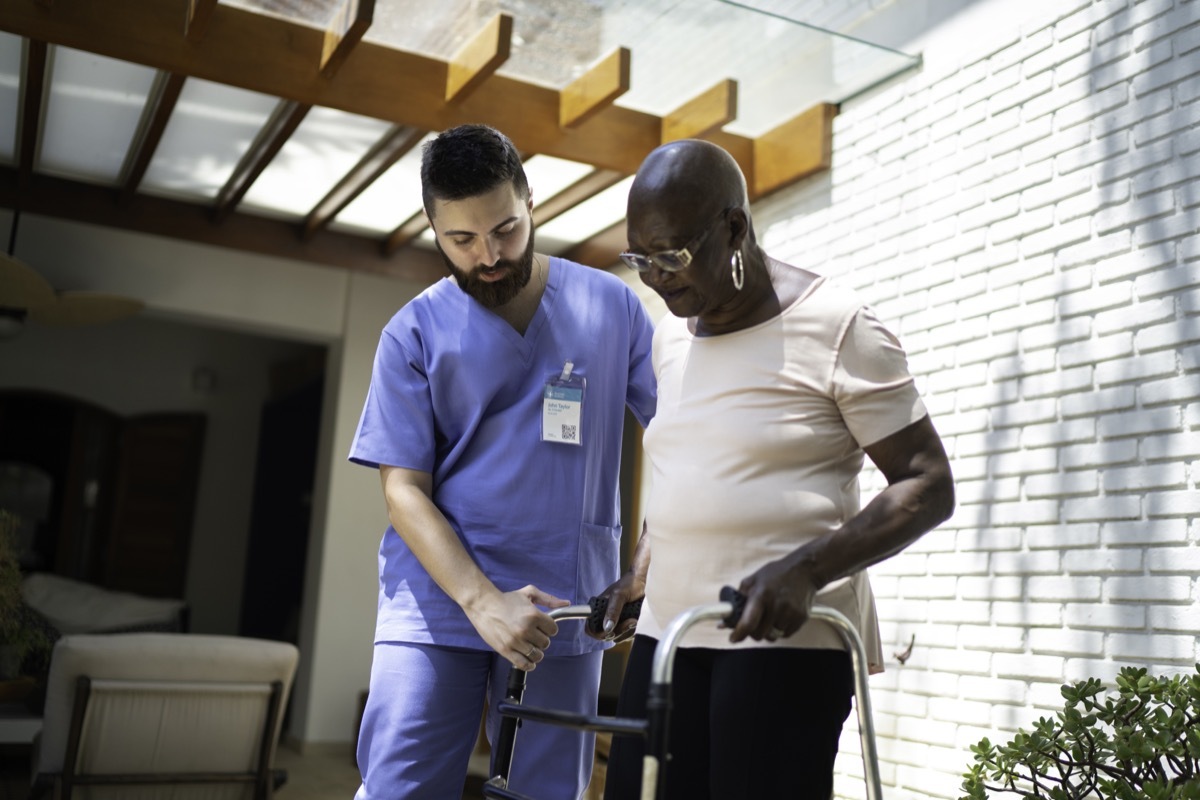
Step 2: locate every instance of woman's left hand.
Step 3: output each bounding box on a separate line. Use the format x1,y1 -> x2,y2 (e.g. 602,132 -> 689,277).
726,556 -> 817,644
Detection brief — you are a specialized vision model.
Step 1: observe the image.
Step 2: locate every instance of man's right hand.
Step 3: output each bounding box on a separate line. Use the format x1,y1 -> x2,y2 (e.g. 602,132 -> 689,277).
464,585 -> 568,671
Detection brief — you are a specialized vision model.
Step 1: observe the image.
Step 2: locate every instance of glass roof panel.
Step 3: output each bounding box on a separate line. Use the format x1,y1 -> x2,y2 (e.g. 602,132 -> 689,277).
329,132 -> 436,235
523,155 -> 596,202
39,46 -> 157,184
240,105 -> 393,221
226,1 -> 917,137
140,79 -> 279,202
0,33 -> 20,164
537,175 -> 634,254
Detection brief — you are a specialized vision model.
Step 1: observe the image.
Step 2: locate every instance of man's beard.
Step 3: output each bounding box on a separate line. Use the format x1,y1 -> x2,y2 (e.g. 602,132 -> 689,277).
438,224 -> 536,309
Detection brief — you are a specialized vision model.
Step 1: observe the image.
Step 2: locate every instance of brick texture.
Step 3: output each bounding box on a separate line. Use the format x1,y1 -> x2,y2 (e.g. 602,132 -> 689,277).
755,1 -> 1200,796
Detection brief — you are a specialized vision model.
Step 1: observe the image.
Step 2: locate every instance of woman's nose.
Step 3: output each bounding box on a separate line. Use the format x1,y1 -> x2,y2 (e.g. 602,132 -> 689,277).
640,262 -> 669,286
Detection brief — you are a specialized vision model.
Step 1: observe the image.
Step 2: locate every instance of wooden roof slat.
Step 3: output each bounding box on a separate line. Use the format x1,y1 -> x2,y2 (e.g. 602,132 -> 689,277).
120,71 -> 187,202
321,0 -> 374,79
17,39 -> 48,194
662,79 -> 738,144
0,0 -> 842,277
752,102 -> 837,197
185,0 -> 219,43
384,211 -> 429,257
562,219 -> 626,271
445,12 -> 513,104
303,125 -> 425,241
0,166 -> 446,281
532,169 -> 625,228
559,47 -> 630,130
213,99 -> 311,223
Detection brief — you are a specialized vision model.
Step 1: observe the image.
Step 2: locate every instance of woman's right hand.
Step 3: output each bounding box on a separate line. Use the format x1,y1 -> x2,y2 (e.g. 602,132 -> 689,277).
590,573 -> 644,643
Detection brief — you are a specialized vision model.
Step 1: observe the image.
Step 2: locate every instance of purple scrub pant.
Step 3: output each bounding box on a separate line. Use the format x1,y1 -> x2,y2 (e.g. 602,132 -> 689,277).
355,641 -> 604,799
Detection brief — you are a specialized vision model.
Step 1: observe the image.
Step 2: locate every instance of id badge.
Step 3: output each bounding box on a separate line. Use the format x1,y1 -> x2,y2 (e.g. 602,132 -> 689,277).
542,360 -> 585,446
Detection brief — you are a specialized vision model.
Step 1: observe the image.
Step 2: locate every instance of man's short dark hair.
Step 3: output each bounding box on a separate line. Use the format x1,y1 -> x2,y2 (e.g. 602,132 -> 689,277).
421,124 -> 529,218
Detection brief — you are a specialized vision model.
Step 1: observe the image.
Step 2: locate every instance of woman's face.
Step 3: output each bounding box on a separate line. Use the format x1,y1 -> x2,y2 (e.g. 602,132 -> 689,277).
627,207 -> 736,320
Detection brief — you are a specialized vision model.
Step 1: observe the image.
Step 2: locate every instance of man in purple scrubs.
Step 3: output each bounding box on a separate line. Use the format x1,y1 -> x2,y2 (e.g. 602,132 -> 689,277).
349,124 -> 657,799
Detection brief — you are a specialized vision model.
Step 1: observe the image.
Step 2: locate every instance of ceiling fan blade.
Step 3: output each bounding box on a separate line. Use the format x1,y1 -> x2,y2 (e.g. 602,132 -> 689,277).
0,252 -> 56,311
29,291 -> 145,326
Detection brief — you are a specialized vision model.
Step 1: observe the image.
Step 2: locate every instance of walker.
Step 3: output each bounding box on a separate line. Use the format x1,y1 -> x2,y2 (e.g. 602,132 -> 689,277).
482,587 -> 883,800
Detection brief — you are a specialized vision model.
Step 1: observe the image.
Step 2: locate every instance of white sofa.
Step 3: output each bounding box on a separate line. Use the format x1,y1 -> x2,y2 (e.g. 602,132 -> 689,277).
21,572 -> 188,634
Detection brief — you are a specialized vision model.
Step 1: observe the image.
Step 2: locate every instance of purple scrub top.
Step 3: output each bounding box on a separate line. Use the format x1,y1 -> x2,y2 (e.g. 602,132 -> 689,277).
349,257 -> 657,656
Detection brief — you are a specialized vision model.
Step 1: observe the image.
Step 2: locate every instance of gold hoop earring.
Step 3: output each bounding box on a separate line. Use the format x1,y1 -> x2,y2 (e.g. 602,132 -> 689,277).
731,250 -> 744,291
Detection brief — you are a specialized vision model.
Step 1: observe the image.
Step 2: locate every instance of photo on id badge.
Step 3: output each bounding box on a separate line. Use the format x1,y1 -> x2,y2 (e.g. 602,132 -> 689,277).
543,360 -> 584,446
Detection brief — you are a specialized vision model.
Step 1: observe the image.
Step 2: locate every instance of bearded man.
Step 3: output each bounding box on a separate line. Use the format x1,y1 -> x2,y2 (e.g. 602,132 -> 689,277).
349,124 -> 657,799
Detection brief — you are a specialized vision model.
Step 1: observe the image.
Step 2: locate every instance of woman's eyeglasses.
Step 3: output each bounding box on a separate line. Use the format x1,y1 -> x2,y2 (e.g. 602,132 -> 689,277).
619,208 -> 731,274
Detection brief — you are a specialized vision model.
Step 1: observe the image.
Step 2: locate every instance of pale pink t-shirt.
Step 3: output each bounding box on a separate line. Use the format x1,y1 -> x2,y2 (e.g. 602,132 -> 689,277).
637,276 -> 927,671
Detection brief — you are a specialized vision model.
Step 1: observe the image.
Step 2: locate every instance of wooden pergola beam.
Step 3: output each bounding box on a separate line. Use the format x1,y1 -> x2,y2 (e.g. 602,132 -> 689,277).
384,211 -> 429,257
445,13 -> 512,104
532,169 -> 625,228
120,71 -> 187,202
17,39 -> 48,194
0,167 -> 446,281
661,79 -> 738,144
752,102 -> 837,197
321,0 -> 374,79
213,99 -> 311,223
303,125 -> 426,241
559,47 -> 630,130
184,0 -> 218,43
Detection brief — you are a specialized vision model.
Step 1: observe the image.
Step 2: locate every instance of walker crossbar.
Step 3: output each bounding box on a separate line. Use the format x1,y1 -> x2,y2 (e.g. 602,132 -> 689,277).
495,702 -> 648,735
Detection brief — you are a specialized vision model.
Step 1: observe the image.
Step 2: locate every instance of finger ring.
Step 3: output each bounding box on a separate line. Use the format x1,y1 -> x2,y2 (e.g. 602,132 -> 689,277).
768,627 -> 785,639
525,646 -> 535,659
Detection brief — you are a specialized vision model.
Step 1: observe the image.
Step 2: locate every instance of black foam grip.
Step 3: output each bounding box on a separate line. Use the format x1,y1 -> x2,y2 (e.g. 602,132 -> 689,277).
587,595 -> 644,635
719,585 -> 746,628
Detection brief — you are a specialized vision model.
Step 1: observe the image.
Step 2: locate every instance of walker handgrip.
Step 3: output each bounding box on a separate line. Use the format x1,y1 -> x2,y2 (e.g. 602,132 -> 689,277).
719,585 -> 746,628
586,595 -> 643,636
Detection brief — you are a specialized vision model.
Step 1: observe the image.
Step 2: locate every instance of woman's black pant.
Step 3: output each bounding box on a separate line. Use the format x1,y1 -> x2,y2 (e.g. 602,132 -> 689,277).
603,635 -> 854,800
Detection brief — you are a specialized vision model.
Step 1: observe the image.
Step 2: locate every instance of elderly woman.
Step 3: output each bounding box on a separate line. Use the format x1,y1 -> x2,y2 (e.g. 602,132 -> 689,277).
595,139 -> 955,799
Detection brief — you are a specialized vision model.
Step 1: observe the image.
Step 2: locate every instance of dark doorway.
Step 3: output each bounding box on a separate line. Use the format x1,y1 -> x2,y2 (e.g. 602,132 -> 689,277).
238,358 -> 324,647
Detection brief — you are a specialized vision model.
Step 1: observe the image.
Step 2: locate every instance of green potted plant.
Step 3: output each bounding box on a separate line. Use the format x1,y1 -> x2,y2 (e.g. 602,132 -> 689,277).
0,509 -> 50,680
961,664 -> 1200,799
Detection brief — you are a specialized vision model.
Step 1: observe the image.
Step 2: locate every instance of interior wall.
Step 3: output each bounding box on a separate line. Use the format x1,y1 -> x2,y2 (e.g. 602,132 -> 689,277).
7,213 -> 348,344
0,309 -> 320,634
288,269 -> 429,747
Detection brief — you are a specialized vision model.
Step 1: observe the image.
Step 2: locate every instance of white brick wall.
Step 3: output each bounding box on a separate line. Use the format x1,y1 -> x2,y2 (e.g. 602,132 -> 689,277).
756,0 -> 1200,796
